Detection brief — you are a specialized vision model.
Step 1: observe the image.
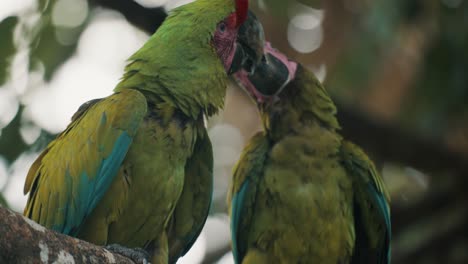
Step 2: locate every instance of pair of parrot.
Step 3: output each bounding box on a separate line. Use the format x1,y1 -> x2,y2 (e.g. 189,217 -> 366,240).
22,0 -> 391,262
228,43 -> 392,263
23,0 -> 265,263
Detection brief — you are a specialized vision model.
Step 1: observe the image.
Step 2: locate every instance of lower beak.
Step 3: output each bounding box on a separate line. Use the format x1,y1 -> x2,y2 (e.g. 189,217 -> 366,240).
229,11 -> 265,74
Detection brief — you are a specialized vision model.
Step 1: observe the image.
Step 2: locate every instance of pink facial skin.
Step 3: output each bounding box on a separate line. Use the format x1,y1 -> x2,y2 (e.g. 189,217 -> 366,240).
234,42 -> 298,103
264,42 -> 298,78
213,14 -> 241,72
235,69 -> 270,103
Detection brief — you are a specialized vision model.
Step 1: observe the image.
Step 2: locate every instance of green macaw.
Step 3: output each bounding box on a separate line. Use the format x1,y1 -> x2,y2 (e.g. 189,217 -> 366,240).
22,0 -> 264,263
228,42 -> 391,264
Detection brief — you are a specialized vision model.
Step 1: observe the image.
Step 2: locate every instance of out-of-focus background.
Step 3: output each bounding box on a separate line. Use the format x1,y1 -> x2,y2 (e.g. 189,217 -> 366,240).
1,0 -> 467,263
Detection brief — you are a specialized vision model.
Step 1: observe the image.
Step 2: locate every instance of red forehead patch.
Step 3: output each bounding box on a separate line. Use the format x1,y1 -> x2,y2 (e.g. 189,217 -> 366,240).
235,0 -> 248,27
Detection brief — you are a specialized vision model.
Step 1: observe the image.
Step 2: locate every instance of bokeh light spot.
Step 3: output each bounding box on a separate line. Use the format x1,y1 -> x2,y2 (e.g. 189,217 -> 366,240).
51,0 -> 88,28
287,6 -> 324,54
4,152 -> 39,211
0,88 -> 19,129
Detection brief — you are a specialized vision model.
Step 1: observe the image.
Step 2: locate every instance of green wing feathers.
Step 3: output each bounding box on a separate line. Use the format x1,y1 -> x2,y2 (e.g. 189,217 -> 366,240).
168,127 -> 214,262
341,141 -> 391,264
23,89 -> 147,235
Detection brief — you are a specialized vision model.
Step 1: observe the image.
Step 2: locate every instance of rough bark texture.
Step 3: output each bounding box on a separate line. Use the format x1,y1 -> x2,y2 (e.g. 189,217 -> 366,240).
0,206 -> 134,264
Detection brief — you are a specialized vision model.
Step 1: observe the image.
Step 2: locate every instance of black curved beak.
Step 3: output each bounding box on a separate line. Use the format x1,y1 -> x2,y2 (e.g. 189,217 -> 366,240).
229,11 -> 265,75
233,42 -> 297,104
246,52 -> 290,96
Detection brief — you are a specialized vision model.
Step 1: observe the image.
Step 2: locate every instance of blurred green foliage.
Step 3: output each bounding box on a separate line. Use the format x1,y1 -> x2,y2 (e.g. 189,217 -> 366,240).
325,0 -> 468,138
0,0 -> 88,164
0,193 -> 8,207
0,16 -> 18,85
325,1 -> 406,101
0,107 -> 27,163
29,0 -> 89,80
407,2 -> 468,132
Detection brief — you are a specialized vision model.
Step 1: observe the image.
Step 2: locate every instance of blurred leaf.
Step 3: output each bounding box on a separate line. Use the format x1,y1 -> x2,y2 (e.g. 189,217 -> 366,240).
403,2 -> 468,133
0,16 -> 18,85
0,193 -> 8,208
39,0 -> 52,11
326,35 -> 381,101
30,24 -> 83,80
29,0 -> 89,80
0,106 -> 28,163
365,1 -> 403,43
325,0 -> 403,102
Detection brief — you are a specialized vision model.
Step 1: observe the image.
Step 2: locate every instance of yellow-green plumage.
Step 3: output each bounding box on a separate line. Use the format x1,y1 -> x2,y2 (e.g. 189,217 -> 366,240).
229,62 -> 391,263
24,89 -> 147,236
24,0 -> 242,262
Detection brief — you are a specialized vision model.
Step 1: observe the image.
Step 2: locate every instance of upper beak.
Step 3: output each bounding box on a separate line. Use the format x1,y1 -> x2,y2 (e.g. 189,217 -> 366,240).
229,11 -> 265,75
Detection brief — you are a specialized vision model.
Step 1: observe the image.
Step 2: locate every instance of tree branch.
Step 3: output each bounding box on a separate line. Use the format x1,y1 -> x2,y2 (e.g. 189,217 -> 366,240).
88,0 -> 167,34
0,206 -> 135,264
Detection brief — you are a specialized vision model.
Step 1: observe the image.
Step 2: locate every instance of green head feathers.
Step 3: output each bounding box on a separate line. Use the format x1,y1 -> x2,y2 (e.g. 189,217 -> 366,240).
116,0 -> 249,118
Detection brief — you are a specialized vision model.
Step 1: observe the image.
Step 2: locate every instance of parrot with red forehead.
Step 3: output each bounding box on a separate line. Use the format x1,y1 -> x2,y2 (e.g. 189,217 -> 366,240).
228,43 -> 391,263
23,0 -> 264,263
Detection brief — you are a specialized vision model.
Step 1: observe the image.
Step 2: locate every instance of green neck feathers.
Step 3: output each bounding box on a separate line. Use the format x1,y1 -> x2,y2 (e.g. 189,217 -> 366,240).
261,65 -> 340,141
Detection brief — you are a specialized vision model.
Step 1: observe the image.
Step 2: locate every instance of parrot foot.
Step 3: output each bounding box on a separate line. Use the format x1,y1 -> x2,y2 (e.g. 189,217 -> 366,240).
105,244 -> 151,264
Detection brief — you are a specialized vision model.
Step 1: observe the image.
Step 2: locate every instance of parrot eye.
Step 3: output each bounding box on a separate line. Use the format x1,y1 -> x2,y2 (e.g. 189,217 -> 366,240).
218,22 -> 227,33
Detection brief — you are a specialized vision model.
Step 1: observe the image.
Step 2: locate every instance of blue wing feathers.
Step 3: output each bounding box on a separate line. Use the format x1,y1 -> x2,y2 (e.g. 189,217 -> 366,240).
24,89 -> 147,237
60,132 -> 133,235
91,132 -> 132,210
367,184 -> 391,264
231,180 -> 250,264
